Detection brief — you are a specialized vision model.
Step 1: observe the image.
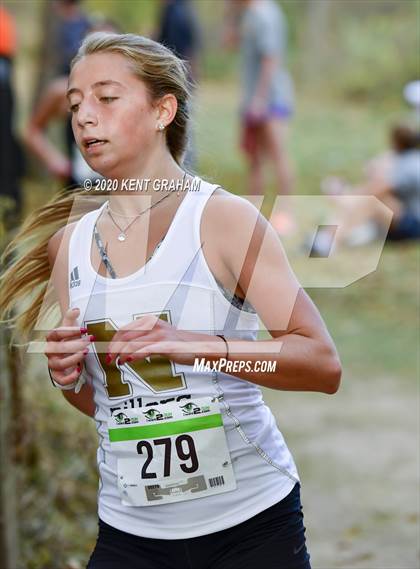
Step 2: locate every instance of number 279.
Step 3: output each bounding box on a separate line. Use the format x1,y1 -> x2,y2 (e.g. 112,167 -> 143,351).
137,435 -> 199,479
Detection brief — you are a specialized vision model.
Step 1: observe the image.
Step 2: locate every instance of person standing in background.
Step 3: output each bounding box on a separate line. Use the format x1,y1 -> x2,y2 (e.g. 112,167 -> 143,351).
0,5 -> 24,228
24,13 -> 118,188
227,0 -> 295,234
156,0 -> 201,80
53,0 -> 92,76
156,0 -> 201,168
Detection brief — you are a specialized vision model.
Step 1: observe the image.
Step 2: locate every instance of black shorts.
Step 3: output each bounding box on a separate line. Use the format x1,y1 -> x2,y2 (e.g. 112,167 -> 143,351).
87,482 -> 311,569
387,210 -> 420,241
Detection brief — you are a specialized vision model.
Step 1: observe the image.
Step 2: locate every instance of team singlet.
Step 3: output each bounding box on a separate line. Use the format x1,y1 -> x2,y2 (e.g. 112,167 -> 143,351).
68,176 -> 299,539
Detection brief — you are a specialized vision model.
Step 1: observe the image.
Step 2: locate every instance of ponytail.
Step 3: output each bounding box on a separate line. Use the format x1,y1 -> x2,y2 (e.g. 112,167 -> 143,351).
0,187 -> 100,345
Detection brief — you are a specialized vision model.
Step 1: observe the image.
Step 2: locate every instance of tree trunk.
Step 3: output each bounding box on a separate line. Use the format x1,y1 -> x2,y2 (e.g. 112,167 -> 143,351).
34,0 -> 59,105
0,328 -> 19,569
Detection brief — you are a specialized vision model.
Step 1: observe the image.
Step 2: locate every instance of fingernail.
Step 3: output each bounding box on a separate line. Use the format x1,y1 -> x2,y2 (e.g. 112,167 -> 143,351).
77,365 -> 81,372
105,354 -> 112,364
80,327 -> 88,334
83,349 -> 89,355
127,356 -> 133,362
89,335 -> 96,342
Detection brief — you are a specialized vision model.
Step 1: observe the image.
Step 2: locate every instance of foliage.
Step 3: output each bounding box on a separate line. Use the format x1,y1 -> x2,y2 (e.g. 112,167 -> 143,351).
0,196 -> 17,245
326,5 -> 419,103
18,379 -> 98,569
81,0 -> 418,107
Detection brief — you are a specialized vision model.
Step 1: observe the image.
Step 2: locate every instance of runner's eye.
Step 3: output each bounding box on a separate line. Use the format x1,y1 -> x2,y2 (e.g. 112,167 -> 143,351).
100,97 -> 118,104
69,103 -> 80,113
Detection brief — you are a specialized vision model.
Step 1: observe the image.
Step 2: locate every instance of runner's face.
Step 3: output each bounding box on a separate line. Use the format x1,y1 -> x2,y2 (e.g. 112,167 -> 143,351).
68,52 -> 159,178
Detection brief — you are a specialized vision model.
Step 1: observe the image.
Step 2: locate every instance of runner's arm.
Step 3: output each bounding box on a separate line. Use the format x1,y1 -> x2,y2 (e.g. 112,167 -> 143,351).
47,225 -> 96,417
205,195 -> 342,394
24,78 -> 71,179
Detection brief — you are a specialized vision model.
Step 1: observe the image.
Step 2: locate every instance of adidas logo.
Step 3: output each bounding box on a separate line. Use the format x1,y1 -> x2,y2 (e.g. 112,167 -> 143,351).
70,266 -> 81,288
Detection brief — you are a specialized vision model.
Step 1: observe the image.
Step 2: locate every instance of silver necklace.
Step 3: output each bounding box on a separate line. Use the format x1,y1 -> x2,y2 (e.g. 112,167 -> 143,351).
107,205 -> 144,219
106,191 -> 175,242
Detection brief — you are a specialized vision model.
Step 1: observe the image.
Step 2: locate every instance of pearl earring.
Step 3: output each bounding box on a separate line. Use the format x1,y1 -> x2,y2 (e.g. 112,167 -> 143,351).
157,123 -> 165,131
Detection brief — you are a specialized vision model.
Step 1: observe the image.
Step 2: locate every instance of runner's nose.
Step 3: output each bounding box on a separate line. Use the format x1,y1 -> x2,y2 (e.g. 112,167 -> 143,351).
76,99 -> 98,128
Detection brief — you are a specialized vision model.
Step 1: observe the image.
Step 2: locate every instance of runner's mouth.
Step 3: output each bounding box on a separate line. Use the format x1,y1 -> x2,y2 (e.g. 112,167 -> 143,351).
84,139 -> 108,149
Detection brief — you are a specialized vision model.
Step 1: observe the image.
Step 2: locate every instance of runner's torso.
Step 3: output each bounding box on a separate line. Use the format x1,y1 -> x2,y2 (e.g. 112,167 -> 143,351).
68,177 -> 299,539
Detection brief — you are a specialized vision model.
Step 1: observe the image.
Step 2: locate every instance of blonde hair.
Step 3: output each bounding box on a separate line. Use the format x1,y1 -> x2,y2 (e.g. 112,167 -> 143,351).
0,32 -> 193,344
0,187 -> 95,345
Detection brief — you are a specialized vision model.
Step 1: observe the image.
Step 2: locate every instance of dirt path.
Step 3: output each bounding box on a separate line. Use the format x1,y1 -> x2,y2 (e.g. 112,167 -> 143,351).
263,374 -> 419,569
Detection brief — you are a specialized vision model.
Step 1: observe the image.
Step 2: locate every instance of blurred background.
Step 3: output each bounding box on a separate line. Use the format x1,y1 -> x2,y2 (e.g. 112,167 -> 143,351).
0,1 -> 418,568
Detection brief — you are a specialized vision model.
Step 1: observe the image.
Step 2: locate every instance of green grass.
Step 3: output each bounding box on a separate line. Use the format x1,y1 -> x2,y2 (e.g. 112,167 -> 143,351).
309,246 -> 418,381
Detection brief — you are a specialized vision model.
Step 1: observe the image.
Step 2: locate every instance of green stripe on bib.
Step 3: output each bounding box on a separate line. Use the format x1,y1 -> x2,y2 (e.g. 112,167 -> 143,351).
109,413 -> 223,442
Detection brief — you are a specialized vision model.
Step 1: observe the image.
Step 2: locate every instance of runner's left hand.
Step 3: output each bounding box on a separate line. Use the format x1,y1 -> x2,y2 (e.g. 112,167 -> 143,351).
106,315 -> 225,367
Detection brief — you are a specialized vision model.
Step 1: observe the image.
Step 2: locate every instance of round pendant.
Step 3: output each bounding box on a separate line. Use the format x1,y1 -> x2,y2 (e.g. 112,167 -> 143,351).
118,233 -> 126,242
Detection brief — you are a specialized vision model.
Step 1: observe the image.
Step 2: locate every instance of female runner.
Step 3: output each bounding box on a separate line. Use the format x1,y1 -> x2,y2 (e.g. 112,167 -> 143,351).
0,32 -> 341,569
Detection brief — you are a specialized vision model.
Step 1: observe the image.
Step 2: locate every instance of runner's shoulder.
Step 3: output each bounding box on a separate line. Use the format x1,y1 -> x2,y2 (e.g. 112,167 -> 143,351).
204,186 -> 265,232
203,186 -> 272,244
202,185 -> 275,273
47,221 -> 78,268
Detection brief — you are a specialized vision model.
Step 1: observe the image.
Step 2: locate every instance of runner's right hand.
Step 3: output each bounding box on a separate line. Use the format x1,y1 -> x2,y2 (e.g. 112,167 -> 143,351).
44,307 -> 94,387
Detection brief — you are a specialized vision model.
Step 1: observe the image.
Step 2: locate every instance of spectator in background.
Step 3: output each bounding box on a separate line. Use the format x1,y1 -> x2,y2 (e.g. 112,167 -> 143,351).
156,0 -> 201,81
24,18 -> 118,188
0,5 -> 24,227
24,74 -> 101,187
156,0 -> 201,168
311,123 -> 420,255
53,0 -> 92,75
226,0 -> 295,234
385,125 -> 420,240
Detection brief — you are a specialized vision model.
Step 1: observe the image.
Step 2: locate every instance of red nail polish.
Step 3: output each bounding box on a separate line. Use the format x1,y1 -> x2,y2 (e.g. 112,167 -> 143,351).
89,335 -> 96,342
127,356 -> 133,362
83,349 -> 89,355
105,354 -> 111,364
77,365 -> 81,373
80,327 -> 88,334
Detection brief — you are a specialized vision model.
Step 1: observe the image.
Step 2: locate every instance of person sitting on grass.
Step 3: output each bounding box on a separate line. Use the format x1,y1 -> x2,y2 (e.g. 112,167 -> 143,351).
311,122 -> 420,255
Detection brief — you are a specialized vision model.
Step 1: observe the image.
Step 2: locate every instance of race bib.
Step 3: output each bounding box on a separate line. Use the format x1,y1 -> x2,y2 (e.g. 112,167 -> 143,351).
108,397 -> 237,507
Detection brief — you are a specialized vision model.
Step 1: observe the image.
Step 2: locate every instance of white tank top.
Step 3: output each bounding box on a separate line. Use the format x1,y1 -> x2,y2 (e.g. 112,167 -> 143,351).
68,177 -> 299,539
